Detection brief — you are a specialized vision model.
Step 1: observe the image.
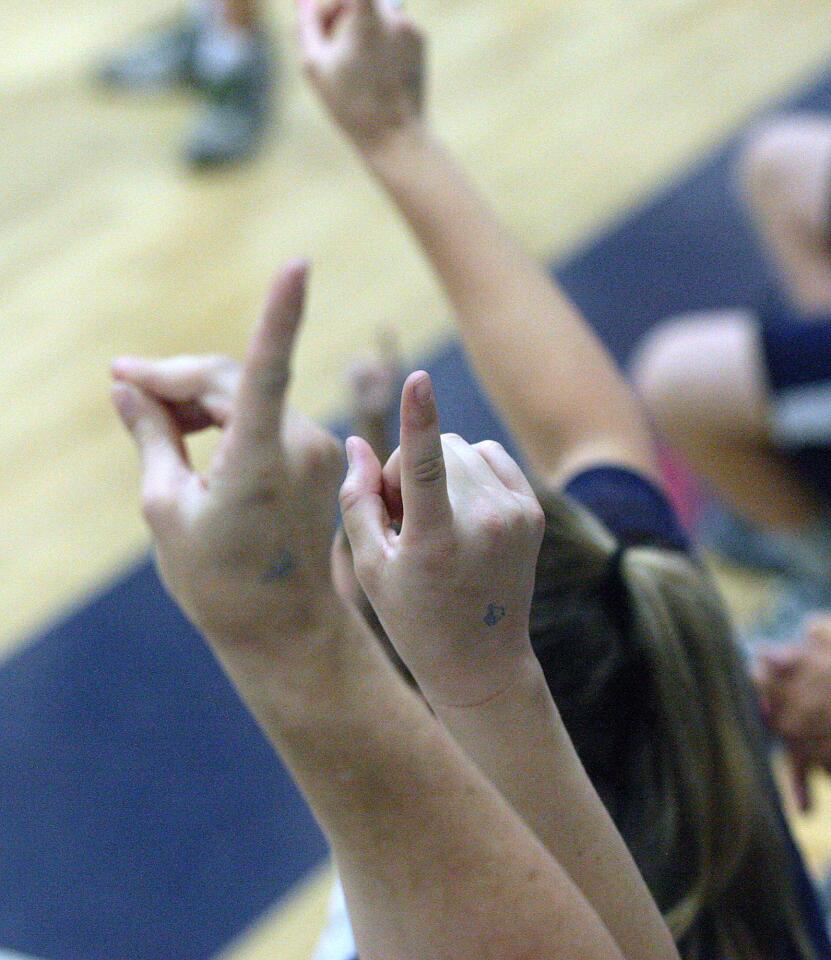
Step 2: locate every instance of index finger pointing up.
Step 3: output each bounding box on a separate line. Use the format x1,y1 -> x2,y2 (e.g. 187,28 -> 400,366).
233,260 -> 309,450
399,371 -> 452,536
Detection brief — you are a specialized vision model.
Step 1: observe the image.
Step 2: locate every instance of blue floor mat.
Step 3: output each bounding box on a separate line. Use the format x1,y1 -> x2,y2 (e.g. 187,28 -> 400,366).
4,65 -> 831,960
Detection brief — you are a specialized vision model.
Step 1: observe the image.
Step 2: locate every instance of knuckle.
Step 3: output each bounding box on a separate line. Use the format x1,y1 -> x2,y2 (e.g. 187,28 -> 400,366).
412,452 -> 445,485
236,483 -> 278,509
398,22 -> 425,53
478,504 -> 510,543
478,439 -> 505,455
503,501 -> 526,529
338,479 -> 363,514
397,20 -> 421,38
259,364 -> 291,400
212,355 -> 238,379
415,535 -> 454,573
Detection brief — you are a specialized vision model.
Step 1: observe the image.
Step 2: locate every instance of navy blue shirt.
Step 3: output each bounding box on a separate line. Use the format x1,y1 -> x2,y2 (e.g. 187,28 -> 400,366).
565,465 -> 691,554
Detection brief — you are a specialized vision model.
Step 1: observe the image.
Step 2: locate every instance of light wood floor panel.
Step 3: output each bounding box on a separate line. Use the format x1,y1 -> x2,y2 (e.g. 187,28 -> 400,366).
216,865 -> 334,960
5,2 -> 831,957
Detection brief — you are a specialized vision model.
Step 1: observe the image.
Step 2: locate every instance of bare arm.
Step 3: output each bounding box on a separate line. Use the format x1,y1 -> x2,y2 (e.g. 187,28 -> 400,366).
363,126 -> 656,484
240,606 -> 626,960
112,264 -> 625,960
299,0 -> 656,486
434,655 -> 680,960
341,377 -> 679,960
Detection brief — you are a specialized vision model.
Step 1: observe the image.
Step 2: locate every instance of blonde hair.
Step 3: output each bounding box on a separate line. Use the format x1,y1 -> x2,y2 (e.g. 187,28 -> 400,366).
530,487 -> 816,960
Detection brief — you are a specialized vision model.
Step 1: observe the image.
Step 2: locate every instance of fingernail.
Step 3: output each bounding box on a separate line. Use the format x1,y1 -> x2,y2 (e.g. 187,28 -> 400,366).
345,436 -> 356,467
413,373 -> 432,406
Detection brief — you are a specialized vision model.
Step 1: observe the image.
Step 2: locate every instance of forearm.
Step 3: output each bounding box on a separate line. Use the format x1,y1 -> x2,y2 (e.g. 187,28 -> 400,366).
360,123 -> 655,482
433,651 -> 679,960
208,607 -> 625,960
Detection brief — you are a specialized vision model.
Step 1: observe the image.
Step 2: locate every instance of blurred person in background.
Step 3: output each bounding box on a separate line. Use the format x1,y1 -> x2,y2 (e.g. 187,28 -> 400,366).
634,117 -> 831,813
634,117 -> 831,613
756,613 -> 831,811
97,0 -> 274,167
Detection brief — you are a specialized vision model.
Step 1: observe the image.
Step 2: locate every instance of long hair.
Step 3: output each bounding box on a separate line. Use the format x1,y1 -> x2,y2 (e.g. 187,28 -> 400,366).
530,487 -> 816,960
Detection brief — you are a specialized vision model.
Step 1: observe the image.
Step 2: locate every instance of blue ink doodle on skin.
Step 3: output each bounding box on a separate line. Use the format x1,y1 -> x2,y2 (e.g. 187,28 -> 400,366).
484,604 -> 506,627
261,551 -> 296,583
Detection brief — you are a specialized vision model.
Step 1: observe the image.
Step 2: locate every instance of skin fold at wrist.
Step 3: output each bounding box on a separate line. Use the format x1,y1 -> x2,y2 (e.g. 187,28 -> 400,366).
413,639 -> 540,712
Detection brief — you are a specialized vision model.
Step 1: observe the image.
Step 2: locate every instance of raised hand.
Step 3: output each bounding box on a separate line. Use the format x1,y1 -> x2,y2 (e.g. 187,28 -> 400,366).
339,371 -> 546,708
109,346 -> 390,614
297,0 -> 425,151
755,614 -> 831,811
111,261 -> 345,665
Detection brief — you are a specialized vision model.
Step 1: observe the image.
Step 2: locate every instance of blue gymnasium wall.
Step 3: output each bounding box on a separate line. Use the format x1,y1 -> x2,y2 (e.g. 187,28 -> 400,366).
3,65 -> 831,960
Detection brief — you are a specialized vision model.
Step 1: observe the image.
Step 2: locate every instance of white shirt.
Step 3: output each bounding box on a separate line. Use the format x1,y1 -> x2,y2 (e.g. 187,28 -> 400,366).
312,877 -> 356,960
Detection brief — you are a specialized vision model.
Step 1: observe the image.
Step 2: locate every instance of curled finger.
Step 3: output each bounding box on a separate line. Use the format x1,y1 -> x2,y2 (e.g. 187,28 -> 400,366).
112,383 -> 191,532
471,440 -> 536,498
112,354 -> 240,429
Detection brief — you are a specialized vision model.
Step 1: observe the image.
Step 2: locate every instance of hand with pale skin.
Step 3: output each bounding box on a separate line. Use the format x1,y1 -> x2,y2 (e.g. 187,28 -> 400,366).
111,261 -> 346,687
755,615 -> 831,812
297,0 -> 425,151
340,373 -> 546,709
111,332 -> 399,623
339,373 -> 680,960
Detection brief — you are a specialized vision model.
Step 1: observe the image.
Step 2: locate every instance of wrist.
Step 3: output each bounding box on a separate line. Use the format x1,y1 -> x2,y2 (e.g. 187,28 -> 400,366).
415,636 -> 540,712
356,118 -> 434,173
205,589 -> 351,683
430,649 -> 559,726
205,597 -> 390,727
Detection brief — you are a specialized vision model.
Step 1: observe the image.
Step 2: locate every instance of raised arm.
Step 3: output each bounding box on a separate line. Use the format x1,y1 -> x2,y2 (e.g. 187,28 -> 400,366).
340,376 -> 679,960
299,0 -> 656,485
111,263 -> 626,960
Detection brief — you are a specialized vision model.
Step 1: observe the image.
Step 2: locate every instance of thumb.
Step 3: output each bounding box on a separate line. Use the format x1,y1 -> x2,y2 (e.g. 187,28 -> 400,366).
340,436 -> 391,573
112,382 -> 190,528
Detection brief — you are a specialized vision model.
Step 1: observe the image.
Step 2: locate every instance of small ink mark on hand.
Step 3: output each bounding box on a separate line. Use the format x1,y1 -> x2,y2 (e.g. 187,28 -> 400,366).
261,551 -> 296,583
484,604 -> 506,627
